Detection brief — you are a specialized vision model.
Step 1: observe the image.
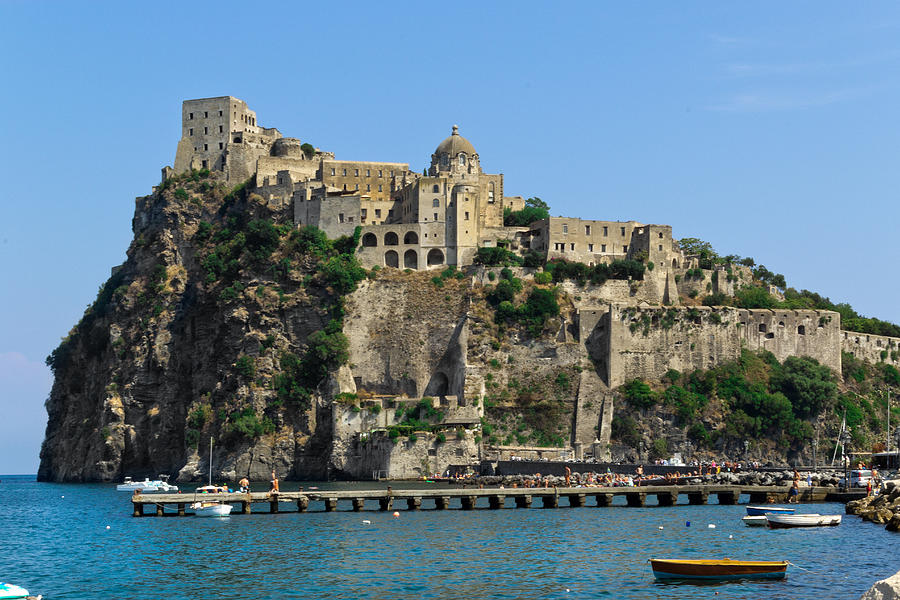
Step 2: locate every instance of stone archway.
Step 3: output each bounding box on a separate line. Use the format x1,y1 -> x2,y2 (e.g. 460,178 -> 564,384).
404,249 -> 418,269
384,250 -> 399,268
672,258 -> 678,269
427,248 -> 445,266
404,231 -> 419,245
385,232 -> 399,246
362,232 -> 377,247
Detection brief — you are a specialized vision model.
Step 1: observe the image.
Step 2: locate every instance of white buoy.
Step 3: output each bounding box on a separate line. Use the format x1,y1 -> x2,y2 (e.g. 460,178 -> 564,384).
106,525 -> 111,530
61,495 -> 65,499
658,526 -> 664,530
708,523 -> 716,528
728,534 -> 733,539
392,511 -> 400,518
362,520 -> 371,524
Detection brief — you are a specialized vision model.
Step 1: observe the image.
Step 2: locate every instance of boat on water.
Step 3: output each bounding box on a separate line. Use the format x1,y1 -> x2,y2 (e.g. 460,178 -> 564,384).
742,515 -> 769,527
649,558 -> 788,581
746,505 -> 795,516
0,581 -> 40,599
192,439 -> 233,517
766,513 -> 841,528
116,474 -> 178,493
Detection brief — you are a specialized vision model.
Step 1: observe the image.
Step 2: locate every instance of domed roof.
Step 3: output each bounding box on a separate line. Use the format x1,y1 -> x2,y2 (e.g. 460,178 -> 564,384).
435,125 -> 476,157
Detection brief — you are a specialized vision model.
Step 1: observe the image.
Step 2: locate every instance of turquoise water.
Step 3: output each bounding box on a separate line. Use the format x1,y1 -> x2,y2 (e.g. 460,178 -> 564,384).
1,475 -> 895,599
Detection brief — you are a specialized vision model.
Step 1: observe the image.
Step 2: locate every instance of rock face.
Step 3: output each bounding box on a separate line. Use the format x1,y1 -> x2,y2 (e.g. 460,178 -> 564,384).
860,571 -> 900,600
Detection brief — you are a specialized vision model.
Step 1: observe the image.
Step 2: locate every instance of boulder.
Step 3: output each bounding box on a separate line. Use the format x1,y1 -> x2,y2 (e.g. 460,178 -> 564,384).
859,570 -> 900,600
886,514 -> 900,533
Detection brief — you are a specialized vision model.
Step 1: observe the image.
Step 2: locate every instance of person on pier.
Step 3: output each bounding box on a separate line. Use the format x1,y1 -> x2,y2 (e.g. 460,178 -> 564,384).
270,470 -> 280,494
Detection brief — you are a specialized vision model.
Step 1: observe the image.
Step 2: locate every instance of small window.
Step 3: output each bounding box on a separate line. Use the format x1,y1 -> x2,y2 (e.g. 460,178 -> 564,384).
434,212 -> 438,221
623,245 -> 627,252
348,216 -> 353,223
432,184 -> 439,193
339,213 -> 345,223
585,225 -> 591,235
219,142 -> 223,150
433,198 -> 439,207
379,170 -> 383,177
602,244 -> 607,252
366,169 -> 370,177
563,224 -> 568,234
343,169 -> 347,176
189,128 -> 193,136
390,170 -> 394,177
588,244 -> 594,252
355,169 -> 359,176
331,168 -> 336,176
620,227 -> 626,236
204,127 -> 208,134
659,232 -> 663,238
388,209 -> 394,218
355,184 -> 359,190
189,112 -> 194,119
204,111 -> 208,118
219,110 -> 223,116
204,143 -> 208,151
759,323 -> 767,333
201,159 -> 208,169
366,184 -> 371,191
378,185 -> 382,192
361,209 -> 367,219
658,245 -> 663,251
603,226 -> 608,236
465,211 -> 470,220
219,125 -> 223,133
459,153 -> 466,165
375,209 -> 381,218
570,243 -> 575,251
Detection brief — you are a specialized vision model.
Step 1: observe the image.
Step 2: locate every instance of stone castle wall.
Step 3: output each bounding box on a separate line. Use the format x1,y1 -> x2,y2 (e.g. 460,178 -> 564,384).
842,330 -> 900,366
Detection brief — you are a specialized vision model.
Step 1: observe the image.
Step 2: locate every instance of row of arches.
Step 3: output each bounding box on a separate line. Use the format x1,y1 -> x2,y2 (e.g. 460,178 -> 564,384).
362,231 -> 420,247
382,248 -> 445,269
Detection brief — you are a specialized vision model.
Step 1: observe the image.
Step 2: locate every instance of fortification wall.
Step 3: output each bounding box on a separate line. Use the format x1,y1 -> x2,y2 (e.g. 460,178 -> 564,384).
842,330 -> 900,366
598,305 -> 841,387
256,156 -> 319,185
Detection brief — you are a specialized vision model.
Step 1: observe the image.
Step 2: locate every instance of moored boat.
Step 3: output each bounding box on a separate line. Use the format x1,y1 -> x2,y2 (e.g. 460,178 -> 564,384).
116,474 -> 178,493
650,558 -> 788,581
0,581 -> 40,599
766,513 -> 841,528
742,515 -> 769,527
746,505 -> 795,516
191,500 -> 233,517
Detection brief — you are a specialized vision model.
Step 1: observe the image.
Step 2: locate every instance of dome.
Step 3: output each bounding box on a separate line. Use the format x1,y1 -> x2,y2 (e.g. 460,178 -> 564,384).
434,125 -> 476,157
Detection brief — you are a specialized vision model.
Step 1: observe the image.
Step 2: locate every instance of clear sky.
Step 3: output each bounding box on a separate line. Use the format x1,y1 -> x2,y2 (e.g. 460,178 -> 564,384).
2,1 -> 898,474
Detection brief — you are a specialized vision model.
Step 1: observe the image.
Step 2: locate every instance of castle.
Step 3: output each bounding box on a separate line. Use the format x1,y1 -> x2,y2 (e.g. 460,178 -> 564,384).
168,96 -> 683,274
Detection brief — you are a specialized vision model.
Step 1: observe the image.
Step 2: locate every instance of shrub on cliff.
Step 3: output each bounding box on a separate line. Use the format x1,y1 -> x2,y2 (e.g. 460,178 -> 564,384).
503,197 -> 549,227
622,379 -> 656,409
474,247 -> 523,267
319,254 -> 366,295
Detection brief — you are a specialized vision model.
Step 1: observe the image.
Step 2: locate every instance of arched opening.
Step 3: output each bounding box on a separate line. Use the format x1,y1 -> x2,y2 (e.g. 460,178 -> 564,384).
424,371 -> 450,399
459,153 -> 466,165
384,250 -> 399,268
432,198 -> 440,207
362,233 -> 377,247
404,249 -> 418,269
385,232 -> 399,246
432,184 -> 439,193
672,259 -> 678,269
427,248 -> 444,266
403,231 -> 419,245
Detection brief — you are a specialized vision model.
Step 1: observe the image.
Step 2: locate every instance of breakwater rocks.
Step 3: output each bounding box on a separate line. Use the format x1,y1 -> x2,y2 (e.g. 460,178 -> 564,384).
469,469 -> 846,488
859,570 -> 900,600
846,480 -> 900,532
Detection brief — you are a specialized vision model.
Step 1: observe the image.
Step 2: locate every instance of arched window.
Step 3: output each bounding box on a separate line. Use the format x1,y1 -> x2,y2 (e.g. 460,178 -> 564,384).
404,249 -> 418,269
404,231 -> 419,245
459,153 -> 466,166
385,232 -> 399,246
427,248 -> 444,266
432,184 -> 439,193
432,198 -> 440,207
440,153 -> 449,166
384,250 -> 399,268
362,233 -> 377,247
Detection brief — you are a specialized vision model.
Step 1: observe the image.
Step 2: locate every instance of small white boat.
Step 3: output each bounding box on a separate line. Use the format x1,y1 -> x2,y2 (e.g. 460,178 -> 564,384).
116,475 -> 178,493
746,505 -> 795,516
191,500 -> 233,517
0,582 -> 39,599
766,513 -> 842,529
742,515 -> 769,527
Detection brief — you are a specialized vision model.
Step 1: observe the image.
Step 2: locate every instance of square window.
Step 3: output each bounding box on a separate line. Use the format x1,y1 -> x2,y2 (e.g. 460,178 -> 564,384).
589,244 -> 594,252
218,142 -> 223,149
375,209 -> 381,218
601,244 -> 606,252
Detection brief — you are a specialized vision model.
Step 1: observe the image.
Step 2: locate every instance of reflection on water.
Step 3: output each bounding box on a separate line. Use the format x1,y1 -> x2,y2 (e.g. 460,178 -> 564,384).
0,476 -> 893,599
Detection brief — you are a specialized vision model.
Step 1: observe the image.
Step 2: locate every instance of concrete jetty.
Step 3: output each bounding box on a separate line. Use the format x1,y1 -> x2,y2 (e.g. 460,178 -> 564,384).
130,484 -> 864,516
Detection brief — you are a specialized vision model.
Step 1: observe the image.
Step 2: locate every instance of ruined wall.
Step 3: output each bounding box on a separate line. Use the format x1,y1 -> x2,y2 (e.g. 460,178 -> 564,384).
841,330 -> 900,366
596,305 -> 842,388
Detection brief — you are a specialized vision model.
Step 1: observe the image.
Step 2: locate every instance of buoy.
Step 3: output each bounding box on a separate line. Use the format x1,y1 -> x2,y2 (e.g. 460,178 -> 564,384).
61,495 -> 65,499
658,526 -> 664,530
708,524 -> 716,528
106,525 -> 111,530
728,534 -> 733,539
685,521 -> 690,527
392,511 -> 400,518
362,520 -> 371,524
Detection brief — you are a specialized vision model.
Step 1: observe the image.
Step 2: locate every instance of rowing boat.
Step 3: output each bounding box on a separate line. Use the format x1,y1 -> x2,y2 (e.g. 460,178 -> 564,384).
766,513 -> 841,528
742,515 -> 768,527
649,558 -> 788,581
746,505 -> 795,516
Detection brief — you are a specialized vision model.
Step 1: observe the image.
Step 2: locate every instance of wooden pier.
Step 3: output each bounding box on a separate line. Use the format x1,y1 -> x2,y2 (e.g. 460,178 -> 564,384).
131,484 -> 863,516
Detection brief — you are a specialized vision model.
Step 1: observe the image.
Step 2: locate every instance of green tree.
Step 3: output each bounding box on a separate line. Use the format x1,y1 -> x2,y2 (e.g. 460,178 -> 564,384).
503,197 -> 550,226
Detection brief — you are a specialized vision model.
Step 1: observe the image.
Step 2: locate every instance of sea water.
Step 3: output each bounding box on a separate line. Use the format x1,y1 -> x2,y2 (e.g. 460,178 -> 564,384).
0,475 -> 895,599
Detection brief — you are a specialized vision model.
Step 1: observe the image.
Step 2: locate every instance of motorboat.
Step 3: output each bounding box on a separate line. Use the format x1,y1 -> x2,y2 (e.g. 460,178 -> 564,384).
650,558 -> 788,581
742,515 -> 769,527
116,474 -> 178,493
746,505 -> 795,516
0,581 -> 40,599
766,513 -> 842,528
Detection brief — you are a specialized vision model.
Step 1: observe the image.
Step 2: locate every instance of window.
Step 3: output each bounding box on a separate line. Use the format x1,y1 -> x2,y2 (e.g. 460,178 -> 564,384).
219,110 -> 223,117
375,209 -> 381,218
563,224 -> 568,234
366,184 -> 371,191
603,226 -> 608,236
601,244 -> 607,252
204,126 -> 208,134
366,169 -> 370,177
218,142 -> 223,150
202,159 -> 208,169
658,244 -> 663,251
361,209 -> 367,219
464,211 -> 470,220
434,212 -> 438,220
620,227 -> 626,236
586,225 -> 591,235
589,244 -> 594,252
355,169 -> 359,176
339,213 -> 345,223
390,170 -> 394,177
623,245 -> 627,252
658,232 -> 663,238
347,216 -> 353,223
798,325 -> 806,335
433,184 -> 439,193
388,209 -> 394,218
355,184 -> 359,190
189,128 -> 193,136
343,169 -> 347,176
432,198 -> 439,207
331,168 -> 335,176
489,182 -> 495,203
189,112 -> 194,119
219,125 -> 223,133
459,153 -> 466,165
204,111 -> 208,118
378,185 -> 382,192
378,170 -> 383,177
570,243 -> 575,251
204,144 -> 208,151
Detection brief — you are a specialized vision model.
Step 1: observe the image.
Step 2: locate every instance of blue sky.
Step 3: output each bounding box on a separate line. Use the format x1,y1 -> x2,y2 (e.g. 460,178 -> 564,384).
2,2 -> 899,474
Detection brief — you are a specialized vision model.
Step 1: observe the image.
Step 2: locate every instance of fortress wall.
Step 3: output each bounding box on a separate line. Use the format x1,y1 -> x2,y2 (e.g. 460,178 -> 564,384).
841,330 -> 900,366
601,306 -> 842,387
256,156 -> 319,184
738,309 -> 841,374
